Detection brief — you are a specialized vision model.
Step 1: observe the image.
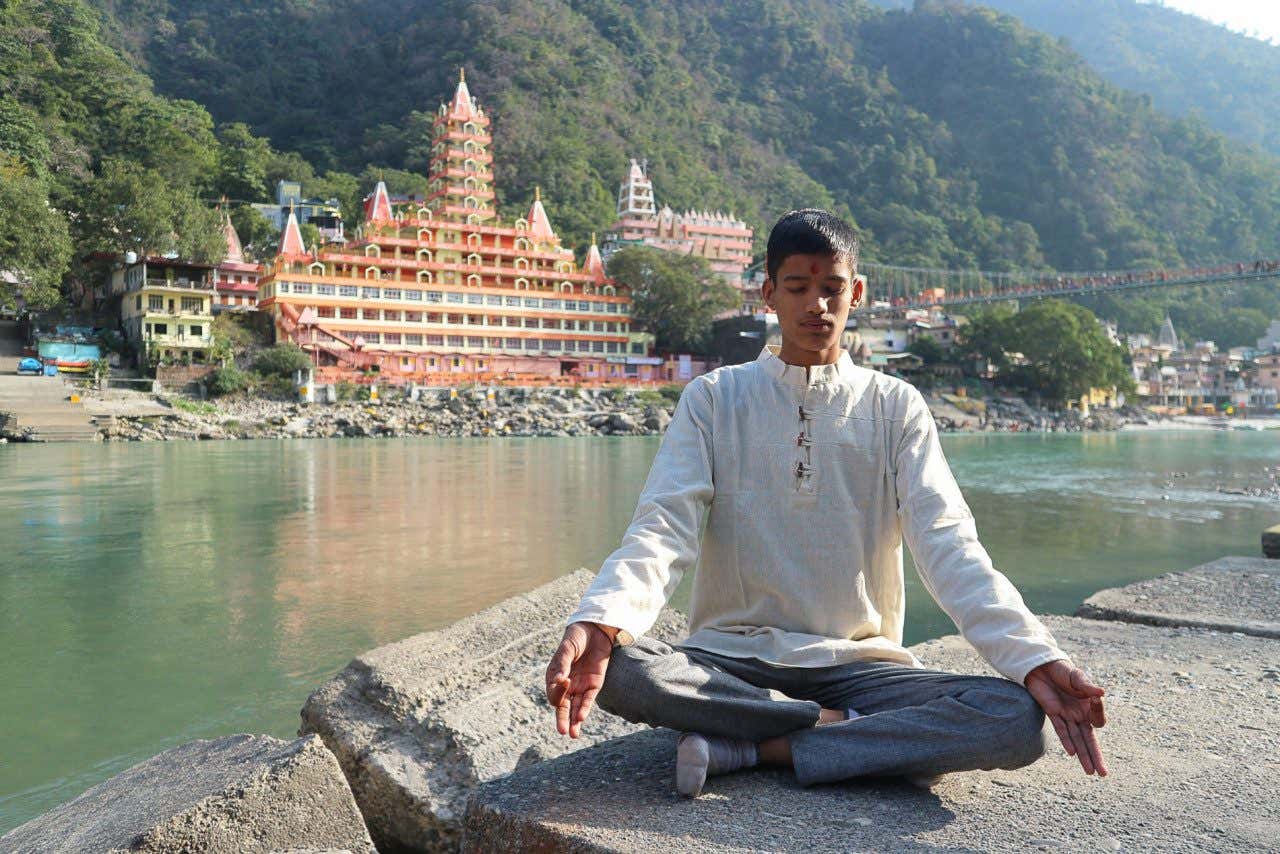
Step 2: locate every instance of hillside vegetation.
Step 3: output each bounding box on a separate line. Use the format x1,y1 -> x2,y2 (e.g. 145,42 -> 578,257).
6,0 -> 1280,346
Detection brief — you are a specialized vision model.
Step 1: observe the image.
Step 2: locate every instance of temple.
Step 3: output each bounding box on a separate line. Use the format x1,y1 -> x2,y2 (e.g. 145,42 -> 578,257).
213,209 -> 263,313
602,158 -> 754,288
256,71 -> 658,384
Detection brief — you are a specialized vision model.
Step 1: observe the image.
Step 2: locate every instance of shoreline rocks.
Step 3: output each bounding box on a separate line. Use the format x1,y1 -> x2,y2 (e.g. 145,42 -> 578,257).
0,735 -> 375,854
67,386 -> 1161,444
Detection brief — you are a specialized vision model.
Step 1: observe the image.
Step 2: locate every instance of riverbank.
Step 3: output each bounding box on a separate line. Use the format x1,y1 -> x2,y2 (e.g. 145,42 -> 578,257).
1,383 -> 1164,443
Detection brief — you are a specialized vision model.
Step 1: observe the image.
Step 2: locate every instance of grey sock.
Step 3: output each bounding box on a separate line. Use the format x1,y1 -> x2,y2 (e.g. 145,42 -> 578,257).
676,732 -> 758,797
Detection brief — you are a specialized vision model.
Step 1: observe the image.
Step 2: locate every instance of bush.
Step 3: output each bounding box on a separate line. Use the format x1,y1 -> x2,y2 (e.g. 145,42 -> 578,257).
254,373 -> 297,399
658,384 -> 684,403
633,389 -> 666,406
253,344 -> 312,378
206,364 -> 250,396
335,380 -> 357,401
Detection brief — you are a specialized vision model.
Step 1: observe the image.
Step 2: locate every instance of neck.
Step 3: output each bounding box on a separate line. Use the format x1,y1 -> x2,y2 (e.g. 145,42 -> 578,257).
777,341 -> 843,367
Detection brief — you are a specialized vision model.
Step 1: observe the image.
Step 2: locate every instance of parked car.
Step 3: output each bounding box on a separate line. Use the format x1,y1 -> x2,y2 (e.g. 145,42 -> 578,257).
16,357 -> 43,375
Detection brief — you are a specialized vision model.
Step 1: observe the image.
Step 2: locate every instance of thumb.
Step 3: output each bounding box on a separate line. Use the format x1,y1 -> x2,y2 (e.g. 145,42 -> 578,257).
1067,667 -> 1105,698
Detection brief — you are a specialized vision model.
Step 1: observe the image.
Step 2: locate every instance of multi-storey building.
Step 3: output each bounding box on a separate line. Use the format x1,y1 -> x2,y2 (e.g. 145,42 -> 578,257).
603,159 -> 754,288
109,258 -> 216,363
213,213 -> 262,312
251,180 -> 345,244
256,71 -> 659,384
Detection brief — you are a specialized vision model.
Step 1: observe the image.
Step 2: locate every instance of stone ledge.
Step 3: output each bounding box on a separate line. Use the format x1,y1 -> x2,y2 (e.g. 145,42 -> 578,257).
463,616 -> 1280,853
300,568 -> 687,852
0,734 -> 374,854
1076,556 -> 1280,638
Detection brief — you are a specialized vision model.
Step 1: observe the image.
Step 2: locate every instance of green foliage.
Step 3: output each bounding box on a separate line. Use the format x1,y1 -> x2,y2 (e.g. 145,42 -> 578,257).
632,389 -> 667,406
0,155 -> 72,309
944,0 -> 1280,158
206,363 -> 249,396
253,373 -> 296,399
227,204 -> 278,261
962,300 -> 1133,404
907,335 -> 945,366
334,380 -> 357,401
658,384 -> 684,403
172,396 -> 218,415
608,246 -> 741,354
252,343 -> 311,378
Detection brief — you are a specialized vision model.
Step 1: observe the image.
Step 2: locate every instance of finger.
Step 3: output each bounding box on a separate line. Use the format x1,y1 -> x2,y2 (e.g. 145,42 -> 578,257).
1090,696 -> 1107,728
1067,720 -> 1095,775
1068,668 -> 1105,699
553,677 -> 572,736
1080,725 -> 1108,777
568,687 -> 584,739
546,640 -> 576,688
1048,714 -> 1074,756
571,685 -> 601,738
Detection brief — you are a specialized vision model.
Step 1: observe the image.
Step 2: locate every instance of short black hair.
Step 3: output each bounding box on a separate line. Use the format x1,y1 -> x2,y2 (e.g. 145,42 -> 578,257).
765,209 -> 859,282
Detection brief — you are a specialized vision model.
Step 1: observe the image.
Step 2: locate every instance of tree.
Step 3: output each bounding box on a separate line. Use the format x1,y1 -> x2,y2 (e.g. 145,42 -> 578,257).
0,155 -> 73,309
955,304 -> 1018,373
1005,300 -> 1133,404
607,246 -> 741,354
907,335 -> 945,366
80,159 -> 226,263
215,122 -> 273,202
229,205 -> 279,261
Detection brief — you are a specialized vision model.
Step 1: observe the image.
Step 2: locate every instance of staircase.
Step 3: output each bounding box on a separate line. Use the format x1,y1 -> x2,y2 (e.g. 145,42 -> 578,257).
0,374 -> 102,442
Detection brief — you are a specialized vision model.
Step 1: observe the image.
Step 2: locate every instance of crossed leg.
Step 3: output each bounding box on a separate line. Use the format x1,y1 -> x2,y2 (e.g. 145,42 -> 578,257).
595,637 -> 1047,788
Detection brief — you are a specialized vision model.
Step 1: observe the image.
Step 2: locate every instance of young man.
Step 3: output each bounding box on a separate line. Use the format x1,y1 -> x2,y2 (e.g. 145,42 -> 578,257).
546,209 -> 1106,797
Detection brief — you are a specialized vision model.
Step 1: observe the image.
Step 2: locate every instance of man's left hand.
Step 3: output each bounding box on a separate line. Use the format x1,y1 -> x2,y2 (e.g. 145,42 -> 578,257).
1024,660 -> 1107,777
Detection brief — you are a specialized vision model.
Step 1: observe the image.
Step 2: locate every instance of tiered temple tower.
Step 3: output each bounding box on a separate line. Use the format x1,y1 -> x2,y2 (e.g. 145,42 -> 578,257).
255,71 -> 658,384
427,68 -> 496,224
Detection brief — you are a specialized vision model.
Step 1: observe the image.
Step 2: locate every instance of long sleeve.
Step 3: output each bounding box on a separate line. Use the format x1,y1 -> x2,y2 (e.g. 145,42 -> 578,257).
565,376 -> 715,643
894,389 -> 1068,684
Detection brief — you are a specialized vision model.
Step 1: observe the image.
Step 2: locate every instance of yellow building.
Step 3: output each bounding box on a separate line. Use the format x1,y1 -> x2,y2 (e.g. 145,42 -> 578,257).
111,258 -> 216,363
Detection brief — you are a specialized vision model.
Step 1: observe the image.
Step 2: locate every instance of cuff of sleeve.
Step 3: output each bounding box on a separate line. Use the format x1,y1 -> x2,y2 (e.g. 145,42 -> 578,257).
566,603 -> 646,647
1009,650 -> 1073,686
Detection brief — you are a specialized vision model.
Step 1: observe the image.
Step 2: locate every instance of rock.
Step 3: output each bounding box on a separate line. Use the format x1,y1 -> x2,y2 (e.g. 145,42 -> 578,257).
642,406 -> 671,432
0,734 -> 374,853
463,616 -> 1280,853
546,395 -> 575,414
300,569 -> 687,852
606,412 -> 637,433
1263,524 -> 1280,559
1077,556 -> 1280,638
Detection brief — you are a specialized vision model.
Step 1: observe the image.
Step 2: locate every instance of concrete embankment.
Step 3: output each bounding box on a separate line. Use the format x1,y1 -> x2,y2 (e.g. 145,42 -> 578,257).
464,614 -> 1280,853
6,554 -> 1278,852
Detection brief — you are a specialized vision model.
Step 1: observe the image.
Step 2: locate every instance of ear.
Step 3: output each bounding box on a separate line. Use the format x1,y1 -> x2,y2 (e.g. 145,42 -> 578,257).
851,274 -> 866,307
762,276 -> 776,310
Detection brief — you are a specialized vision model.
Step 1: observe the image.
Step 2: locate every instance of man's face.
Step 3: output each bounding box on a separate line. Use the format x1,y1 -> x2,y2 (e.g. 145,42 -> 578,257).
762,253 -> 860,358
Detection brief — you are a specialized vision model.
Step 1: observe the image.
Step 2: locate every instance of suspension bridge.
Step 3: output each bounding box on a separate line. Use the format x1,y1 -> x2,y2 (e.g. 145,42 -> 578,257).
747,259 -> 1280,316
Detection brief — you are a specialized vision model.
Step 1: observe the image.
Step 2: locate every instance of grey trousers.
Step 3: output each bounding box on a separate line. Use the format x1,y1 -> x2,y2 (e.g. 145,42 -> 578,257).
596,637 -> 1048,786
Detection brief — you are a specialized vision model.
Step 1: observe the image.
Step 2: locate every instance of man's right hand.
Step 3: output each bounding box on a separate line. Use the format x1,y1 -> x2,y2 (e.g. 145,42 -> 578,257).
545,621 -> 616,739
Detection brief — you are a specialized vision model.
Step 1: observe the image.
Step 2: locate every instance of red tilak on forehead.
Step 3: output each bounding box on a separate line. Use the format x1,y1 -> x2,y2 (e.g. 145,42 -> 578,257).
810,262 -> 820,274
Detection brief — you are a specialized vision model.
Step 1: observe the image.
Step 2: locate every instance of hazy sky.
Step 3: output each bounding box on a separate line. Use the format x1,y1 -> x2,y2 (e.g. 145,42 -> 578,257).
1151,0 -> 1280,43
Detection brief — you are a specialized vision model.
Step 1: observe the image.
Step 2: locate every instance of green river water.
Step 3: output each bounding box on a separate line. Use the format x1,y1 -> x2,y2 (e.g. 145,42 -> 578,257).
1,430 -> 1277,832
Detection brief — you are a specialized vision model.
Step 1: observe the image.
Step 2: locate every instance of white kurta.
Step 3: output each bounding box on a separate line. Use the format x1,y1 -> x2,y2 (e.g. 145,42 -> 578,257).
567,345 -> 1068,684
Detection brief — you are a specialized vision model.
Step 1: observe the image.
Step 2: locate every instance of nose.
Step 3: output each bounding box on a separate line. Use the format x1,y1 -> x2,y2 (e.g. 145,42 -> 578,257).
809,296 -> 829,313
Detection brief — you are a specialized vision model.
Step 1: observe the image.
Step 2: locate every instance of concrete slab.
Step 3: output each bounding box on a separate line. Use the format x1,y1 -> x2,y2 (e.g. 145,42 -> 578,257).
300,568 -> 688,852
463,616 -> 1280,853
1077,556 -> 1280,638
0,734 -> 374,853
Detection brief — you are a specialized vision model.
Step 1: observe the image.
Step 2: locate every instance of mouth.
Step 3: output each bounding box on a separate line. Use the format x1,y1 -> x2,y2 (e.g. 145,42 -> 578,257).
801,320 -> 834,330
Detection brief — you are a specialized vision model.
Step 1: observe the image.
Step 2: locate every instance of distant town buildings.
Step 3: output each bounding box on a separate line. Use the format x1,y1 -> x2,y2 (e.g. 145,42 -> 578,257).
1128,315 -> 1279,411
255,71 -> 659,383
602,159 -> 754,292
251,181 -> 345,244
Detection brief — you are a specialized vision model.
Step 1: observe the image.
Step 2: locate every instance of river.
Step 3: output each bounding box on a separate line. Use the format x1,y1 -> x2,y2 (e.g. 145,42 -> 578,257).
1,430 -> 1276,832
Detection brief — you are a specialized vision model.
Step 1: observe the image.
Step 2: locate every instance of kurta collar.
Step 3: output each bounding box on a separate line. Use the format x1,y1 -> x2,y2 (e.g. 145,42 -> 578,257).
756,344 -> 855,386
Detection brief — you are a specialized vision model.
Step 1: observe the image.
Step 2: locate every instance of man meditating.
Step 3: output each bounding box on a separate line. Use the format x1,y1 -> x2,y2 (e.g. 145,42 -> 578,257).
546,209 -> 1107,797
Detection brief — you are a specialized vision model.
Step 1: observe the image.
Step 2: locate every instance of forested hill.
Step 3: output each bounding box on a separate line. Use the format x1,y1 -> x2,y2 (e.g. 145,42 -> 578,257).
86,0 -> 1280,276
873,0 -> 1280,158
